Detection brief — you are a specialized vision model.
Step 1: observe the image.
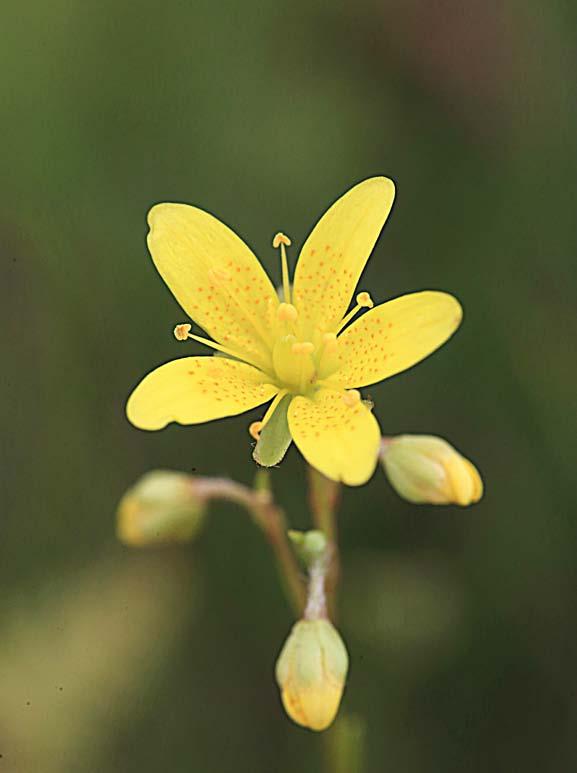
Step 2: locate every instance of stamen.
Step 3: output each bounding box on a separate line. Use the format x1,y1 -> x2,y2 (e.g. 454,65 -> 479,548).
248,390 -> 288,441
261,390 -> 288,425
291,341 -> 314,355
277,303 -> 298,323
273,232 -> 292,304
342,389 -> 361,407
249,421 -> 263,440
356,291 -> 374,309
177,327 -> 256,365
336,291 -> 374,333
174,323 -> 192,341
272,233 -> 291,248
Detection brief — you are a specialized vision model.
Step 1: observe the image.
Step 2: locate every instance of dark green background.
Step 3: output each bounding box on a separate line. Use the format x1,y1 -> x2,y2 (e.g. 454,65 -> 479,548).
3,1 -> 576,771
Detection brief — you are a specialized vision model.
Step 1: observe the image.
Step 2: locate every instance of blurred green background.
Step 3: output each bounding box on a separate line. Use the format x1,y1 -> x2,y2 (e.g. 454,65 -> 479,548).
2,1 -> 576,771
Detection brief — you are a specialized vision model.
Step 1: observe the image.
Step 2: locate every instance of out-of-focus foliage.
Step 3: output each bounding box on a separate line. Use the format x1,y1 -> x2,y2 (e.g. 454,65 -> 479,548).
0,554 -> 196,772
2,0 -> 576,770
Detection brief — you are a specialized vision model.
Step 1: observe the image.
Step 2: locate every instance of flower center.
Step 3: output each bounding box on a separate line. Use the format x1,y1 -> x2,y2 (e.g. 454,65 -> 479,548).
172,233 -> 374,398
271,304 -> 343,394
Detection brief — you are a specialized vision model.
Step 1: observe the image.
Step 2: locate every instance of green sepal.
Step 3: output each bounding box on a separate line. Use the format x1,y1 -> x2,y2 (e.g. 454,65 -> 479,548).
253,394 -> 293,467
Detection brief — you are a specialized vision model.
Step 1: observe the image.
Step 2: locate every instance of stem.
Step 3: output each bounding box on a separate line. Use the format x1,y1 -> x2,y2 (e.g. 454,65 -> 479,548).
323,714 -> 366,773
303,556 -> 328,620
193,477 -> 306,615
307,467 -> 341,618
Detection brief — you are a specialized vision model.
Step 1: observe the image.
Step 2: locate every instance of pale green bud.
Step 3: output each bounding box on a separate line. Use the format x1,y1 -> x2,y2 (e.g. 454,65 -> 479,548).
117,470 -> 206,546
381,435 -> 483,506
275,619 -> 349,732
288,529 -> 328,566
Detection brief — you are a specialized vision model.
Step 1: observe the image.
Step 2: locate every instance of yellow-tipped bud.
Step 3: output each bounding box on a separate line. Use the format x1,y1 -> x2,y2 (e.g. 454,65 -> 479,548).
116,470 -> 206,546
381,435 -> 483,506
275,619 -> 349,732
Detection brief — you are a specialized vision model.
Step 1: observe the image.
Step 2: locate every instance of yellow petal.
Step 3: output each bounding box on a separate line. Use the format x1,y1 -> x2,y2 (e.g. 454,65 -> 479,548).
126,357 -> 278,430
335,291 -> 462,388
147,203 -> 279,370
287,389 -> 381,486
292,177 -> 395,335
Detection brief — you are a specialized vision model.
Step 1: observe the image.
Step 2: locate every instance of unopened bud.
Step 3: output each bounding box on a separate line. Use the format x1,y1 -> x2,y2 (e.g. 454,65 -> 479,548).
117,470 -> 206,546
381,435 -> 483,506
288,529 -> 328,566
275,619 -> 349,732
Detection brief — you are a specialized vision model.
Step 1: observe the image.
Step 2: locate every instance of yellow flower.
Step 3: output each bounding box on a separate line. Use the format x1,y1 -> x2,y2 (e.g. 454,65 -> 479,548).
381,435 -> 483,505
126,177 -> 462,485
275,619 -> 349,732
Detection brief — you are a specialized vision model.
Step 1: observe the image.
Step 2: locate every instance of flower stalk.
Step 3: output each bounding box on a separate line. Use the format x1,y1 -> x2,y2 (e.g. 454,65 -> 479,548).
323,714 -> 366,773
308,467 -> 341,617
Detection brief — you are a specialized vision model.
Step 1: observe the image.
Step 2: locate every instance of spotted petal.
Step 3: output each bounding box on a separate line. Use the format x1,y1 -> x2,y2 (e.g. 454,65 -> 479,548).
147,203 -> 279,370
292,177 -> 395,336
287,389 -> 381,486
335,291 -> 462,388
126,357 -> 278,430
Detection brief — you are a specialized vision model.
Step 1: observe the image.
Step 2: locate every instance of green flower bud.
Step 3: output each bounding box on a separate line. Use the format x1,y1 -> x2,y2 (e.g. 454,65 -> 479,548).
275,619 -> 349,732
381,435 -> 483,506
288,529 -> 328,566
117,470 -> 206,546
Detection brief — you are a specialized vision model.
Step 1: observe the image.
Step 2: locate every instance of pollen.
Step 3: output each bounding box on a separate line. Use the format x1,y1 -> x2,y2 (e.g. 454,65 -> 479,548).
249,421 -> 263,440
173,323 -> 192,341
342,389 -> 361,407
356,292 -> 374,309
277,303 -> 298,322
273,232 -> 292,248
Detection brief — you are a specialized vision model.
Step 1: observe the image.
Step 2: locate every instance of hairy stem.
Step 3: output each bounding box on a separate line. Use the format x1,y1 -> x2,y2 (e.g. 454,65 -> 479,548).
307,467 -> 341,618
303,554 -> 329,620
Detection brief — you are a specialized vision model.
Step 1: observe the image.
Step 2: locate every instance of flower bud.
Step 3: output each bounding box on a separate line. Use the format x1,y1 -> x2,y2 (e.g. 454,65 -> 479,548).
117,470 -> 206,546
288,529 -> 328,566
275,619 -> 349,732
381,435 -> 483,506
